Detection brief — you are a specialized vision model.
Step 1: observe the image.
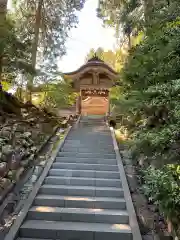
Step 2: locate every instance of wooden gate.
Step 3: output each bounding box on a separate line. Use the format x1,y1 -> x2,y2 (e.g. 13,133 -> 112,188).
81,97 -> 108,115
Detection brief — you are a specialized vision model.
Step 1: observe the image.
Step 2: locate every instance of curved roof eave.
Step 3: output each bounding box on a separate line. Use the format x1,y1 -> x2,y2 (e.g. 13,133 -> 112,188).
63,62 -> 118,77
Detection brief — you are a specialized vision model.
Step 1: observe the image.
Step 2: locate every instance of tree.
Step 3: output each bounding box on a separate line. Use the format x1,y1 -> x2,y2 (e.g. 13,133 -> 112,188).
96,47 -> 104,59
85,48 -> 96,62
0,15 -> 34,89
85,47 -> 104,62
97,0 -> 142,48
85,47 -> 117,69
97,0 -> 174,48
13,0 -> 85,102
103,50 -> 116,69
0,0 -> 8,91
109,1 -> 180,236
39,80 -> 77,110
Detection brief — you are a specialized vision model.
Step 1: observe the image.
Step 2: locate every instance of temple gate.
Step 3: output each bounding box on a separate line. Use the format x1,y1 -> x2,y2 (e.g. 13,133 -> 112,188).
64,56 -> 118,116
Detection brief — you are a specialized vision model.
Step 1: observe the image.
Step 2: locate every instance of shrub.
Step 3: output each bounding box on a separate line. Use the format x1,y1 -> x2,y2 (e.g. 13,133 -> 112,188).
142,165 -> 180,237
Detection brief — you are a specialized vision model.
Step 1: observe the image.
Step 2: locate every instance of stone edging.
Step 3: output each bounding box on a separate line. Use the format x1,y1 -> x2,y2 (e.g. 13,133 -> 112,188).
33,125 -> 60,161
110,127 -> 142,240
3,125 -> 73,240
0,125 -> 59,206
74,114 -> 81,128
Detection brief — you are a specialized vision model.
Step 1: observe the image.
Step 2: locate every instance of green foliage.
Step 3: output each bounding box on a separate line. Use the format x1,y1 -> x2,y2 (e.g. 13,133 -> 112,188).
0,15 -> 34,91
85,47 -> 119,69
0,0 -> 85,104
117,14 -> 180,165
11,0 -> 85,101
112,1 -> 180,235
123,24 -> 180,90
14,0 -> 85,73
142,165 -> 180,237
1,81 -> 12,91
41,80 -> 77,110
97,0 -> 143,45
85,47 -> 104,62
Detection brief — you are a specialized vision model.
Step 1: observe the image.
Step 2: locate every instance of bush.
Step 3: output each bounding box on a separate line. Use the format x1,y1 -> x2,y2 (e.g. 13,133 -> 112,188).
142,165 -> 180,237
113,3 -> 180,236
118,19 -> 180,166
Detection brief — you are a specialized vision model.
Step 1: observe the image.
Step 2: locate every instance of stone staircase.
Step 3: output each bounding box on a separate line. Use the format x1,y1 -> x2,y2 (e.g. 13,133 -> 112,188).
6,116 -> 141,240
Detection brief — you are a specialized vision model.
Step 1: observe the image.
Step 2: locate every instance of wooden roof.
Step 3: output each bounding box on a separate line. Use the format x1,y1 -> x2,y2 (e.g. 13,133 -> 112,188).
64,56 -> 118,77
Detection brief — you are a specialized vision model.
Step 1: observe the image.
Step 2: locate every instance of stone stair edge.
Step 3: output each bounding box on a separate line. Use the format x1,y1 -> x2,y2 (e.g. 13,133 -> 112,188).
35,194 -> 126,202
20,220 -> 132,233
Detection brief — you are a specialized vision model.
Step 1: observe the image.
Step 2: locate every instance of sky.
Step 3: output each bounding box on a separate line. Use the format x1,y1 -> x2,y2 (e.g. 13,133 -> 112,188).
7,0 -> 116,73
58,0 -> 116,72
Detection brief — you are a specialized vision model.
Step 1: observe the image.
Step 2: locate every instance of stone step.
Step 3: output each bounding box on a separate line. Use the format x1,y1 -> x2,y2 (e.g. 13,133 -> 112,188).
17,238 -> 49,240
10,119 -> 141,240
61,147 -> 115,154
58,152 -> 116,159
45,176 -> 122,187
28,206 -> 129,224
62,146 -> 114,151
34,195 -> 127,210
66,136 -> 113,141
63,142 -> 114,146
62,140 -> 113,143
63,140 -> 114,147
20,220 -> 132,240
39,185 -> 124,198
70,140 -> 113,143
67,134 -> 111,137
51,162 -> 119,171
48,169 -> 120,179
67,133 -> 111,136
55,157 -> 117,165
67,131 -> 111,135
62,144 -> 114,150
69,132 -> 110,134
67,135 -> 112,139
80,123 -> 107,125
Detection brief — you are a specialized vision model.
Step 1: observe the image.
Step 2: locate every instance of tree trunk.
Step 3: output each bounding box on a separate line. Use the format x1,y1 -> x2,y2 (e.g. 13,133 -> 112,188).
0,0 -> 7,93
127,33 -> 131,49
143,0 -> 155,25
27,0 -> 43,102
0,57 -> 3,92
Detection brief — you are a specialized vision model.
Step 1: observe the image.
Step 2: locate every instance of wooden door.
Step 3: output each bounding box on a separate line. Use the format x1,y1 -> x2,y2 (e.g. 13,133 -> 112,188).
81,97 -> 108,115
